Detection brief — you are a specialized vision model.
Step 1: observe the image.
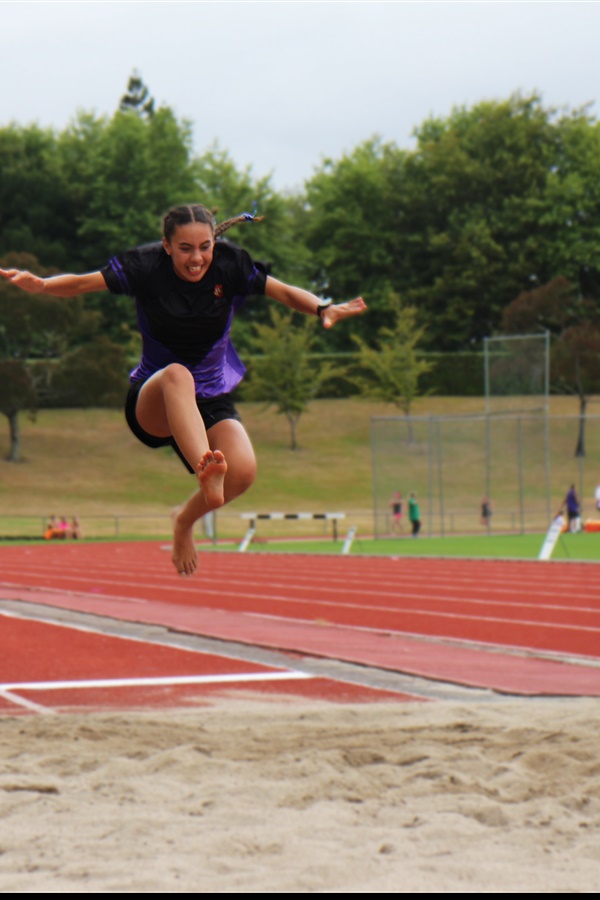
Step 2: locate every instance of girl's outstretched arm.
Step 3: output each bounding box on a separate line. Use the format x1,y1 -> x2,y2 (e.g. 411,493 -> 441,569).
0,268 -> 108,297
265,275 -> 366,328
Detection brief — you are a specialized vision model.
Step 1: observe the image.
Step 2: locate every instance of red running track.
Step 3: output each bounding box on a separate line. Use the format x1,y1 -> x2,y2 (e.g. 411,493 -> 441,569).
0,541 -> 599,697
0,612 -> 412,716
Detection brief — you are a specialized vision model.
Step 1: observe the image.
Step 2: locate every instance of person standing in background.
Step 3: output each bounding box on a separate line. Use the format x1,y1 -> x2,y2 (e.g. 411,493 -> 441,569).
408,492 -> 421,538
389,492 -> 404,535
562,484 -> 581,533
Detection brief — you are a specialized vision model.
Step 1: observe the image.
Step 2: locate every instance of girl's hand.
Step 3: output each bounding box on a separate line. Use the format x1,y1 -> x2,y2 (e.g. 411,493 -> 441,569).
0,268 -> 45,294
321,296 -> 367,329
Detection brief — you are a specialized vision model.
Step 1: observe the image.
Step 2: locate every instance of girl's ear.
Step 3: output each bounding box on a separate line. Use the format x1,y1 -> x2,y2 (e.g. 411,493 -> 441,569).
162,237 -> 171,255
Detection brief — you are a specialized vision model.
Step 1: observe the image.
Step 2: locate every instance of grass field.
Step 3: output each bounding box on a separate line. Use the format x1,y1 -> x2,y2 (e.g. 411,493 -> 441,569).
1,396 -> 599,555
223,531 -> 600,561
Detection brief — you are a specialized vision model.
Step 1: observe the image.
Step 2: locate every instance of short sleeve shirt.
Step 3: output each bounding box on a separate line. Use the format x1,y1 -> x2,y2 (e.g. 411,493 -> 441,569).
101,241 -> 267,398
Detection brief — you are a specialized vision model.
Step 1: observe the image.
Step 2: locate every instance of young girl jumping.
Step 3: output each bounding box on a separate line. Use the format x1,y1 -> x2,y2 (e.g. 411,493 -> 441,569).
1,204 -> 366,575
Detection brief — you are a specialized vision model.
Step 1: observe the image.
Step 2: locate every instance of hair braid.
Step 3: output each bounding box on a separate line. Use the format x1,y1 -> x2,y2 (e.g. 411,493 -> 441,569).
214,212 -> 265,239
162,203 -> 264,242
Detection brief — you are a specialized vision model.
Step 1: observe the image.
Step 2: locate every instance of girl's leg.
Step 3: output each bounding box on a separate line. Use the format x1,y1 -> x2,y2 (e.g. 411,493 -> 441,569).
134,366 -> 224,573
136,364 -> 208,469
133,366 -> 256,574
171,419 -> 256,575
136,364 -> 230,511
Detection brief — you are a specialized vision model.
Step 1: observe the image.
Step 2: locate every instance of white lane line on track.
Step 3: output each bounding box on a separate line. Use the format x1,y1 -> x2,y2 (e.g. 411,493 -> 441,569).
2,570 -> 595,613
0,689 -> 55,714
0,671 -> 313,692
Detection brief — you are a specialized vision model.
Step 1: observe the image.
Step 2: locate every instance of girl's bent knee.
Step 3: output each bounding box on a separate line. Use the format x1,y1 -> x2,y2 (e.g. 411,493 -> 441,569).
162,364 -> 195,390
225,465 -> 256,502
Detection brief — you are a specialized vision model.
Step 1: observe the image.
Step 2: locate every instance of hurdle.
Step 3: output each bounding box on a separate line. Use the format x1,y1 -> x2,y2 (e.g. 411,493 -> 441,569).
239,512 -> 348,552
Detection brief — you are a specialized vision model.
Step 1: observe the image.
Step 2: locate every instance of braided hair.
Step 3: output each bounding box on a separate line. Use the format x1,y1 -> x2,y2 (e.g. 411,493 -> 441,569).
162,204 -> 264,242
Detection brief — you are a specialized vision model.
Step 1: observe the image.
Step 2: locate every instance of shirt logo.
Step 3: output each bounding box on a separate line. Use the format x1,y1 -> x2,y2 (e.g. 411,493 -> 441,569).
214,284 -> 224,298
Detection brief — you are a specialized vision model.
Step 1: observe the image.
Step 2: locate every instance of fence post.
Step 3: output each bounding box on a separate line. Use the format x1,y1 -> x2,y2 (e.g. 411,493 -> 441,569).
437,419 -> 445,537
517,417 -> 525,534
370,419 -> 380,538
428,417 -> 434,537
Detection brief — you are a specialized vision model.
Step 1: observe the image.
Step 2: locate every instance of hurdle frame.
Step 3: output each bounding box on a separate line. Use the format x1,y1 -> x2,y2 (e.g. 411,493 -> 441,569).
239,512 -> 347,551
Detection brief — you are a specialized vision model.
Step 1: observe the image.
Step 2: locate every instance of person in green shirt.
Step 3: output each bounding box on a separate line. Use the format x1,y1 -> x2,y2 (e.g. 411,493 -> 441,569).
408,492 -> 421,538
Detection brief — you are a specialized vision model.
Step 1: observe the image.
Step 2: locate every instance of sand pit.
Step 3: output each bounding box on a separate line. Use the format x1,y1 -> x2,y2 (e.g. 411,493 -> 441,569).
0,697 -> 599,892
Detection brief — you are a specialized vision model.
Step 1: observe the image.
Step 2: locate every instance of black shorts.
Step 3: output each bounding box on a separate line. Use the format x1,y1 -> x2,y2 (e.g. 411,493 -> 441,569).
125,380 -> 241,474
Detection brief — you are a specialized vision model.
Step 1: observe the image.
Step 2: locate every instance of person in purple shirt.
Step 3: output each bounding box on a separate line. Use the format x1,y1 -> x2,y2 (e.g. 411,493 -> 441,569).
1,204 -> 366,575
562,484 -> 581,533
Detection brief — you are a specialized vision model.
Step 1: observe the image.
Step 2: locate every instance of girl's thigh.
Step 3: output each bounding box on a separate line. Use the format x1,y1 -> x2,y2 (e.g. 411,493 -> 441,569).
135,365 -> 198,437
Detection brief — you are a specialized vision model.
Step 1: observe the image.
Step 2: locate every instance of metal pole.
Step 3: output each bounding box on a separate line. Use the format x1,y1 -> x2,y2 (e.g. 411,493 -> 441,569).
428,417 -> 434,537
544,331 -> 552,525
579,452 -> 584,528
517,417 -> 525,534
484,337 -> 490,417
370,419 -> 380,538
437,419 -> 445,537
485,413 -> 491,506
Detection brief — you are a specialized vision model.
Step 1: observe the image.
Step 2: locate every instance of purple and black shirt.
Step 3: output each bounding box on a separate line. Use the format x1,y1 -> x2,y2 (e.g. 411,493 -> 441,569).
101,241 -> 267,398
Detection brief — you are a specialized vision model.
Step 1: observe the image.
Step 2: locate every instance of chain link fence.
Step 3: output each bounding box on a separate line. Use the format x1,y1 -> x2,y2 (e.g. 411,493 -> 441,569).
371,412 -> 600,537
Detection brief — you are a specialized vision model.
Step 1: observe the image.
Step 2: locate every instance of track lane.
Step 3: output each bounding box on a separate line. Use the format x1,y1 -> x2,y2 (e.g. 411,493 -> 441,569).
1,543 -> 598,662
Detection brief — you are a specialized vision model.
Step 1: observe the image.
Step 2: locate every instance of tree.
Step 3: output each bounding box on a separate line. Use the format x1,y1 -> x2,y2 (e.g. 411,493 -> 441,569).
536,109 -> 600,277
120,70 -> 155,119
303,137 -> 406,351
502,275 -> 600,456
243,308 -> 335,450
0,123 -> 75,270
0,252 -> 73,460
303,95 -> 600,351
50,335 -> 129,409
0,360 -> 36,462
395,95 -> 563,349
48,99 -> 200,345
0,252 -> 128,461
351,293 -> 432,443
0,77 -> 202,348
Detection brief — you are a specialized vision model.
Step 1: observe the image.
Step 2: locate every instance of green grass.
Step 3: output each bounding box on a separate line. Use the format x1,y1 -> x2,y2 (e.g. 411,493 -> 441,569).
3,530 -> 597,562
196,531 -> 600,561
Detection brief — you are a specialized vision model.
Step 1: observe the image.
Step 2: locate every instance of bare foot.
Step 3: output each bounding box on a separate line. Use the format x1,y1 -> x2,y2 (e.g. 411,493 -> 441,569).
197,449 -> 228,509
171,506 -> 197,577
169,451 -> 228,576
321,297 -> 367,329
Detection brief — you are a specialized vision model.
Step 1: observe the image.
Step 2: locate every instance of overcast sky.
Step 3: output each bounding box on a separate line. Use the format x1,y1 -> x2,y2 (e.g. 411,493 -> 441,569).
2,1 -> 599,191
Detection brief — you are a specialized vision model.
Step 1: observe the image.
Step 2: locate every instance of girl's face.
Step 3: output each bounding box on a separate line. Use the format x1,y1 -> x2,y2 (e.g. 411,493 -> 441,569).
163,222 -> 215,282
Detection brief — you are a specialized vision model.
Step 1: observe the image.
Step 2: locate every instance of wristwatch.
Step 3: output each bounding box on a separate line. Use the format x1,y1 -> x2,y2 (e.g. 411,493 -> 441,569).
316,298 -> 333,318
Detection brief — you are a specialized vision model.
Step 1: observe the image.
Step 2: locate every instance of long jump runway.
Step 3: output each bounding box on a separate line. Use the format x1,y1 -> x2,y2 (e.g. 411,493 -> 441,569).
0,541 -> 598,715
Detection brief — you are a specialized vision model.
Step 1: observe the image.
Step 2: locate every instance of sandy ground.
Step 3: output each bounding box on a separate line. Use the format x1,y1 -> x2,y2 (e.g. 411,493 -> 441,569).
1,697 -> 600,893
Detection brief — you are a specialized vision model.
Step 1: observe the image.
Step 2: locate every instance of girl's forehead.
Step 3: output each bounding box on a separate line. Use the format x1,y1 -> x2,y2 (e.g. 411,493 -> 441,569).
170,222 -> 213,243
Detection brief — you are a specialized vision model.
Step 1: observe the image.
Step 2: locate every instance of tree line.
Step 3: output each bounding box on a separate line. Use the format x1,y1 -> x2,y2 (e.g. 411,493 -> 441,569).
2,77 -> 600,457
